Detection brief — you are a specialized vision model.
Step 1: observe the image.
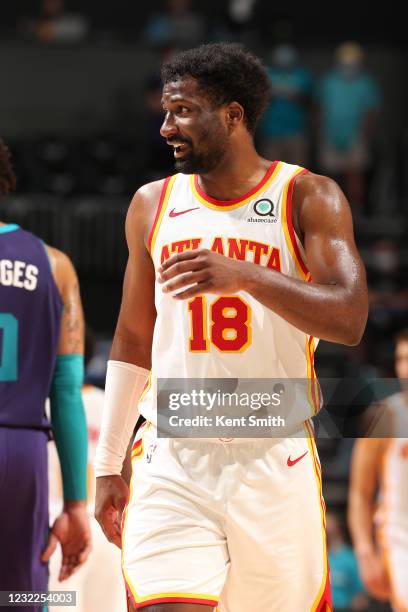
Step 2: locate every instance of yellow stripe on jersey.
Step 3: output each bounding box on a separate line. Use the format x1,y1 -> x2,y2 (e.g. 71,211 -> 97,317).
305,335 -> 320,415
190,161 -> 282,211
149,174 -> 177,256
304,423 -> 331,611
139,371 -> 152,404
281,167 -> 311,281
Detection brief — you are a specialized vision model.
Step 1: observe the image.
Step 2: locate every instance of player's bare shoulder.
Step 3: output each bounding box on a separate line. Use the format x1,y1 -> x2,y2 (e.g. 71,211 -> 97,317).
293,171 -> 351,234
44,245 -> 84,354
126,178 -> 170,248
295,171 -> 342,199
44,245 -> 77,294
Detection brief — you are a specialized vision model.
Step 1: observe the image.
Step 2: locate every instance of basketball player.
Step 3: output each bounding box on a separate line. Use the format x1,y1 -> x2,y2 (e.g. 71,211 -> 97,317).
48,327 -> 126,612
349,329 -> 408,611
0,139 -> 91,610
95,43 -> 368,612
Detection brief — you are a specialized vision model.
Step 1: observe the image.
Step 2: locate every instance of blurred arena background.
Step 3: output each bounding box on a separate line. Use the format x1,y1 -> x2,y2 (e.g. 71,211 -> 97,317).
1,2 -> 407,610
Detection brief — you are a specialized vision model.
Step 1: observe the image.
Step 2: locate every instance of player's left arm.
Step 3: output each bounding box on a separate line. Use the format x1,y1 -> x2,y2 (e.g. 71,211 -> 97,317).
158,173 -> 368,346
42,247 -> 91,580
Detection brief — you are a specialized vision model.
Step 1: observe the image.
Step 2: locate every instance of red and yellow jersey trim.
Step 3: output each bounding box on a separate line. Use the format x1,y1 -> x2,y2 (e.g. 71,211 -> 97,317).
304,421 -> 332,612
130,421 -> 148,460
130,437 -> 144,460
282,167 -> 311,281
130,420 -> 152,458
306,335 -> 321,415
190,160 -> 282,211
281,167 -> 320,415
148,175 -> 177,255
139,371 -> 152,404
126,590 -> 218,609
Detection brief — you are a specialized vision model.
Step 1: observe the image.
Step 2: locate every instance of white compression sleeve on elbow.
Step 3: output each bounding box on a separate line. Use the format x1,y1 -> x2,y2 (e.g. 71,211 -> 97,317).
94,360 -> 149,477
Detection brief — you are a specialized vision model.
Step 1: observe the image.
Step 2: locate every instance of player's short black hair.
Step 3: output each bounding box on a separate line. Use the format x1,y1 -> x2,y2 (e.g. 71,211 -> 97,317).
161,43 -> 271,133
0,139 -> 17,196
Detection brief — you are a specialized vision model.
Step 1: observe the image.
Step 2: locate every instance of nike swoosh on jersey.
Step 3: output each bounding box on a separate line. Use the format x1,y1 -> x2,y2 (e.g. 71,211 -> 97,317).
169,207 -> 200,217
287,451 -> 308,467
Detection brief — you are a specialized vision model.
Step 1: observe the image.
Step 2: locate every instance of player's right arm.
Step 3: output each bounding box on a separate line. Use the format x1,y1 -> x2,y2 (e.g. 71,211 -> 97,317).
94,180 -> 161,548
348,438 -> 390,601
109,184 -> 158,367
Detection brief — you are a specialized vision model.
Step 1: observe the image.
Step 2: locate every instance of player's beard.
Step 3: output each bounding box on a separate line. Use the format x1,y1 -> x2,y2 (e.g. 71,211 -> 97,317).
174,124 -> 228,175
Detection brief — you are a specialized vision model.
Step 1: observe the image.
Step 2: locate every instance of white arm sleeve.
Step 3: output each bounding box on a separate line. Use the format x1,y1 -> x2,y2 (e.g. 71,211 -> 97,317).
94,360 -> 149,477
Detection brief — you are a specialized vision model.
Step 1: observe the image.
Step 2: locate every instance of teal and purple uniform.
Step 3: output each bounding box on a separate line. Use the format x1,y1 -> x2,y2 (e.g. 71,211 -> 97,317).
0,224 -> 62,610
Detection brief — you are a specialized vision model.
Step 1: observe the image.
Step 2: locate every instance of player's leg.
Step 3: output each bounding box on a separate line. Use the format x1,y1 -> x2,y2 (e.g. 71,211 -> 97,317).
0,428 -> 49,612
122,425 -> 228,611
218,428 -> 332,612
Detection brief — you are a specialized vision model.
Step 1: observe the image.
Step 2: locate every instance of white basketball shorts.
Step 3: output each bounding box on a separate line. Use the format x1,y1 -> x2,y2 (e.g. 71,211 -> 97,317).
122,421 -> 332,611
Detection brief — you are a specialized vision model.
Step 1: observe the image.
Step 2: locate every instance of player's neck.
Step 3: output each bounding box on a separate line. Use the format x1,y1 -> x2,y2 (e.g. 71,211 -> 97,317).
197,142 -> 270,202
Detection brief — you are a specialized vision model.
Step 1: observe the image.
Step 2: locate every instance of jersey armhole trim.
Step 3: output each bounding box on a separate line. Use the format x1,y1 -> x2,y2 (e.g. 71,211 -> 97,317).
148,175 -> 177,256
306,335 -> 321,415
0,223 -> 19,234
282,167 -> 311,281
190,160 -> 281,210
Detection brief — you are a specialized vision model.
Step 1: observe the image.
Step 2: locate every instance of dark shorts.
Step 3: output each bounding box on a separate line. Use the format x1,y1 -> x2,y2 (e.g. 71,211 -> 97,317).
0,427 -> 49,612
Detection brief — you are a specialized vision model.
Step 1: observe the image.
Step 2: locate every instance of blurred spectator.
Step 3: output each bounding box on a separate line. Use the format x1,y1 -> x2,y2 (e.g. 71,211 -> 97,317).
144,0 -> 206,49
367,239 -> 408,311
209,0 -> 258,45
368,240 -> 400,288
326,511 -> 369,611
228,0 -> 257,24
258,44 -> 313,167
316,42 -> 381,210
20,0 -> 89,43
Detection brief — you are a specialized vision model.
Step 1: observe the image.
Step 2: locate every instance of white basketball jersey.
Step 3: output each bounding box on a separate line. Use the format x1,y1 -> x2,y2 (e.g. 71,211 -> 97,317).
138,161 -> 321,429
377,393 -> 408,533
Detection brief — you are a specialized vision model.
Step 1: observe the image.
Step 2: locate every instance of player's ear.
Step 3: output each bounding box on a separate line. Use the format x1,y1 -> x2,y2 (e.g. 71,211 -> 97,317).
226,102 -> 244,132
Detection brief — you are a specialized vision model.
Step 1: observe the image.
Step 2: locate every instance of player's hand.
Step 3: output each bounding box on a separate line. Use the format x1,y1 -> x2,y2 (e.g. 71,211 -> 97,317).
357,549 -> 391,601
95,475 -> 129,549
157,248 -> 253,299
42,501 -> 91,581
